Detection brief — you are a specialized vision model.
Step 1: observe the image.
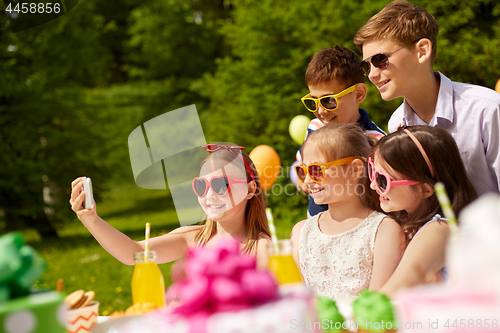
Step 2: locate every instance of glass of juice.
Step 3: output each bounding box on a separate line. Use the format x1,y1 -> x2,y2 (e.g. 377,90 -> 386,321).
267,239 -> 302,285
131,250 -> 166,307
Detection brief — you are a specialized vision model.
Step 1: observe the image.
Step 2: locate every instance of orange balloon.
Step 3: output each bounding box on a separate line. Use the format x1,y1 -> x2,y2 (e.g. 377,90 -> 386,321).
495,78 -> 500,93
249,145 -> 281,191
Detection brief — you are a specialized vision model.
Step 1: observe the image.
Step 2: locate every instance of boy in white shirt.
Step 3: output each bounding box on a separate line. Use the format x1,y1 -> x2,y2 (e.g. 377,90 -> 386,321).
354,0 -> 500,196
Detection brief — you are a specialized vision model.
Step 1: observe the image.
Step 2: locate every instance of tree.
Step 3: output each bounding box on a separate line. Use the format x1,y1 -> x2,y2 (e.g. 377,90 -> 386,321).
0,0 -> 232,237
424,0 -> 500,86
0,0 -> 138,237
125,0 -> 229,122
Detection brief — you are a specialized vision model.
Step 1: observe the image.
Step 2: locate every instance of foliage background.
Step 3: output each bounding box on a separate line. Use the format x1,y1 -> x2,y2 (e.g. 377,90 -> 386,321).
1,0 -> 499,312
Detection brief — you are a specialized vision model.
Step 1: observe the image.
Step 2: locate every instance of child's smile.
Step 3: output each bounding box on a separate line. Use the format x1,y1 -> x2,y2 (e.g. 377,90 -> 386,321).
378,194 -> 390,203
197,159 -> 249,221
308,80 -> 361,126
370,156 -> 422,214
205,202 -> 226,211
308,185 -> 324,196
362,38 -> 417,102
376,79 -> 391,91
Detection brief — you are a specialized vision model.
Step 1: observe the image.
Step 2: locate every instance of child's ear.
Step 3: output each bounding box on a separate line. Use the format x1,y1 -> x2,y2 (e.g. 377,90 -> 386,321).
355,83 -> 367,104
246,181 -> 257,199
349,159 -> 365,180
416,38 -> 433,65
419,183 -> 435,199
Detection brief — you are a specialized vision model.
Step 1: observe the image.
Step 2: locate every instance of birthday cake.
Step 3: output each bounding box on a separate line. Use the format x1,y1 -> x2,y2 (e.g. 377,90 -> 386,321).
315,296 -> 349,333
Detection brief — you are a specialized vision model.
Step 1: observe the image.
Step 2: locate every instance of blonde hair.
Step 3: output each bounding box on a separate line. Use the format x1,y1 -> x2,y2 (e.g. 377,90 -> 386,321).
193,150 -> 270,253
303,123 -> 380,211
354,0 -> 439,64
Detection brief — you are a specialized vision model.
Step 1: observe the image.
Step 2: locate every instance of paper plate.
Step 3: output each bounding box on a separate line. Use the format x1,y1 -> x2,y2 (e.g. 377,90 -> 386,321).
91,316 -> 145,333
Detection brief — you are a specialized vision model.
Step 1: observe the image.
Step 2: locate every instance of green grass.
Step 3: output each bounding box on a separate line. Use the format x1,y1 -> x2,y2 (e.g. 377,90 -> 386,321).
26,182 -> 180,315
18,181 -> 297,315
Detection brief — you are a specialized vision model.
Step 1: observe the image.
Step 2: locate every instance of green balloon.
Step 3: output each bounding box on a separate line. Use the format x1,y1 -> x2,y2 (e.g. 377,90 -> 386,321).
289,115 -> 310,145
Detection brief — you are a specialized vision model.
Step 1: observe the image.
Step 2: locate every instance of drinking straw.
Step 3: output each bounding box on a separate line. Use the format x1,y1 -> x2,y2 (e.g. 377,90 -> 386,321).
265,207 -> 280,254
144,222 -> 151,261
56,278 -> 64,293
434,182 -> 459,236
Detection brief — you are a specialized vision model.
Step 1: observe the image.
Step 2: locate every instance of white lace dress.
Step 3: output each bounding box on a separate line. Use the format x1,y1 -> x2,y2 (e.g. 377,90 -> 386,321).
298,211 -> 387,308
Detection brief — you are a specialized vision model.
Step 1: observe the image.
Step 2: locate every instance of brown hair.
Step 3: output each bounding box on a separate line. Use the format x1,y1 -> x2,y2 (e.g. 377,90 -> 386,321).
305,46 -> 365,88
193,150 -> 270,253
354,0 -> 439,64
371,126 -> 477,244
302,123 -> 380,212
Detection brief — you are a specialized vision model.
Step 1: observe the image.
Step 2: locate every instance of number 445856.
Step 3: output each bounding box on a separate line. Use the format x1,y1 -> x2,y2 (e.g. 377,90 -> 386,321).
6,2 -> 61,14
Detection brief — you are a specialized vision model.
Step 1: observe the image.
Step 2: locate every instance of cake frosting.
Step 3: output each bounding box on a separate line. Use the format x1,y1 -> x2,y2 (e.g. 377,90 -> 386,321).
315,297 -> 348,333
352,290 -> 396,332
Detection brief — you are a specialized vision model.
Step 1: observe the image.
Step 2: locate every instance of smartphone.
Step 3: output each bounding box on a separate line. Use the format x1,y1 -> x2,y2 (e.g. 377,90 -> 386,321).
82,178 -> 95,209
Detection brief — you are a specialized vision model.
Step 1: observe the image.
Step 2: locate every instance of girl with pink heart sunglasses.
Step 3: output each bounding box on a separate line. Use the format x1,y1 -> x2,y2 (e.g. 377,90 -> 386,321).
70,144 -> 271,267
370,126 -> 477,296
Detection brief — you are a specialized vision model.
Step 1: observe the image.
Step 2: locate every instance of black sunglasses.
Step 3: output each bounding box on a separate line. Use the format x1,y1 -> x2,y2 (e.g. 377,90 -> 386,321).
361,38 -> 423,76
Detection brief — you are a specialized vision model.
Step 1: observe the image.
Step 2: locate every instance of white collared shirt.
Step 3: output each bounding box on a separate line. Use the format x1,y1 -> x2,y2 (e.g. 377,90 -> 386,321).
388,72 -> 500,196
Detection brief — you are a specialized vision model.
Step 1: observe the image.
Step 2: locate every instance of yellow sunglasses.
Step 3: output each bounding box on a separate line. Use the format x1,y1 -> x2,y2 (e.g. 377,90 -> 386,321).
295,156 -> 366,183
301,84 -> 359,112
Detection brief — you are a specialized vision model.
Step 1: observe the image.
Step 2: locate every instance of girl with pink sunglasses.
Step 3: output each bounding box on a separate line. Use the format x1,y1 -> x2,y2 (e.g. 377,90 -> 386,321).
291,123 -> 404,310
70,144 -> 271,267
369,126 -> 477,296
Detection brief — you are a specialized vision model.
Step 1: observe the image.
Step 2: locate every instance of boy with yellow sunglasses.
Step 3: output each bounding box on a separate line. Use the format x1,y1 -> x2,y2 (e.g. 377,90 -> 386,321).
297,46 -> 385,217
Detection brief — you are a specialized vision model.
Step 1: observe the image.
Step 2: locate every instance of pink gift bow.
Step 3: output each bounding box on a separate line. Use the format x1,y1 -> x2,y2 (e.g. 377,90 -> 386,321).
164,240 -> 279,333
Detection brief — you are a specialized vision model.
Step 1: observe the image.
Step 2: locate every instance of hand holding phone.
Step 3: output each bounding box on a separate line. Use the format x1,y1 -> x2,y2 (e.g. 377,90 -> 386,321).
81,178 -> 95,209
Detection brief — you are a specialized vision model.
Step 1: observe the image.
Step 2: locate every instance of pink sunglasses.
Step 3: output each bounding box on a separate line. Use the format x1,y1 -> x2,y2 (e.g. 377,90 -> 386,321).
367,157 -> 420,195
192,175 -> 248,198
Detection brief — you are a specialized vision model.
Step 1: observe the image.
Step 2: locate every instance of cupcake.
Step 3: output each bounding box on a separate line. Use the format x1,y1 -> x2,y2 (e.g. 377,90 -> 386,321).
315,297 -> 349,333
352,290 -> 396,333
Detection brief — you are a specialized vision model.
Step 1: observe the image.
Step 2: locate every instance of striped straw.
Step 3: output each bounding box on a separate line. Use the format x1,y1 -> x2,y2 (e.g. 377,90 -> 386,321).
434,182 -> 459,236
144,222 -> 151,261
265,207 -> 280,254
